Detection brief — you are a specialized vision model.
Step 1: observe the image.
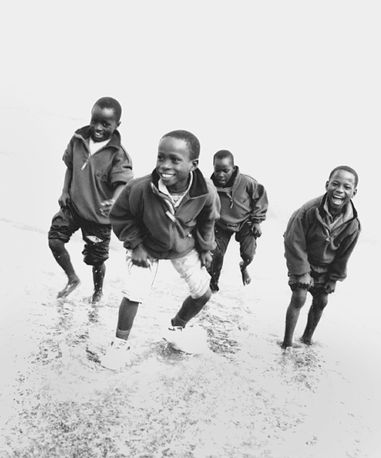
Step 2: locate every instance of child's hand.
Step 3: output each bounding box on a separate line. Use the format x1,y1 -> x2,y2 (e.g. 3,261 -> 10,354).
99,199 -> 116,217
58,191 -> 71,208
250,222 -> 262,238
324,280 -> 336,294
131,245 -> 151,268
200,251 -> 213,269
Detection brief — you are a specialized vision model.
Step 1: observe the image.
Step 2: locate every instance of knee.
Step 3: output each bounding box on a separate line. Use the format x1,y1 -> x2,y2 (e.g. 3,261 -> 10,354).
48,238 -> 65,255
313,294 -> 329,310
241,253 -> 253,265
82,248 -> 109,266
290,288 -> 308,309
201,288 -> 212,304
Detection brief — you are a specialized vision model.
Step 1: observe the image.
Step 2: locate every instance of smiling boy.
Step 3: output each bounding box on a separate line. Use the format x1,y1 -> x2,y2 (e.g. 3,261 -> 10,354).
102,130 -> 220,369
48,97 -> 133,303
281,166 -> 360,349
208,150 -> 268,291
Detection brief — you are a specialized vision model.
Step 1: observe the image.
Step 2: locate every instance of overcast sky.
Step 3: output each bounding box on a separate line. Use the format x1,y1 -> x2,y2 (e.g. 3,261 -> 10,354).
1,0 -> 379,234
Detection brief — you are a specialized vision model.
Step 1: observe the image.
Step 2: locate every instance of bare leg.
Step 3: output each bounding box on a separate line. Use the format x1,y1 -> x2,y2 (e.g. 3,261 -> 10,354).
301,293 -> 329,345
171,289 -> 212,327
49,239 -> 80,298
237,224 -> 256,286
116,297 -> 140,340
281,288 -> 308,349
240,260 -> 251,286
92,263 -> 105,303
208,227 -> 231,293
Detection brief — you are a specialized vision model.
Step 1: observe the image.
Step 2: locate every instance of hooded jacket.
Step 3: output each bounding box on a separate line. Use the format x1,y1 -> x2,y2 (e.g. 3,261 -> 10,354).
63,126 -> 133,224
211,167 -> 268,231
110,168 -> 220,259
284,194 -> 361,281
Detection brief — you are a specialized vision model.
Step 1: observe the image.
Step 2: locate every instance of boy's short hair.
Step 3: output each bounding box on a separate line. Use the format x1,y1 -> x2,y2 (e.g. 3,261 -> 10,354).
93,97 -> 122,122
329,165 -> 359,187
161,130 -> 200,160
213,149 -> 234,165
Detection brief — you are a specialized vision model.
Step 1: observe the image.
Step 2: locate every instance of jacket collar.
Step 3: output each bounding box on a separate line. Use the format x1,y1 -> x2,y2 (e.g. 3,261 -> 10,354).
73,125 -> 122,150
151,168 -> 209,198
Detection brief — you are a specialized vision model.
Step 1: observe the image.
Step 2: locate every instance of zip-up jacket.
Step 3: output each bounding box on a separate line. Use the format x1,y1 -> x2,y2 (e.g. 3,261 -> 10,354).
211,167 -> 268,231
63,126 -> 133,224
110,168 -> 220,259
284,194 -> 361,281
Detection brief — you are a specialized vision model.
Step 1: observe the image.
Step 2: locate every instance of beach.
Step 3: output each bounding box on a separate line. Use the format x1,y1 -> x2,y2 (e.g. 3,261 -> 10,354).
1,1 -> 381,455
0,175 -> 379,456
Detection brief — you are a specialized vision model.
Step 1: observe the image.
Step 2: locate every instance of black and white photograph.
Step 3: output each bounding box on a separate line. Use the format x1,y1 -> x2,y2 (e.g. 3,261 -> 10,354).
0,1 -> 380,457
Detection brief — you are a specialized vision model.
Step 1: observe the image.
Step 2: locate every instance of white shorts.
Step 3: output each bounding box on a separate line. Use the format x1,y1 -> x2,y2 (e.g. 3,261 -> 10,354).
121,249 -> 210,303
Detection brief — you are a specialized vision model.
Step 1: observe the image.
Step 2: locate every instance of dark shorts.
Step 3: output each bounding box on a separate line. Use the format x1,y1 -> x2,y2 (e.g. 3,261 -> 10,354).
48,205 -> 111,266
288,265 -> 329,296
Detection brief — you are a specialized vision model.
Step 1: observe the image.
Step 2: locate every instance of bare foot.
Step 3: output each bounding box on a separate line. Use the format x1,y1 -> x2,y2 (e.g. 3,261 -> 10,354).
57,276 -> 80,299
240,262 -> 251,285
278,340 -> 303,350
210,281 -> 219,293
92,290 -> 103,304
300,336 -> 312,346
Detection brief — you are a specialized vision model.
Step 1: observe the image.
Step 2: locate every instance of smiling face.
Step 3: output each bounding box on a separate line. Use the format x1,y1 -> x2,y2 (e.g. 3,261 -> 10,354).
325,169 -> 357,214
89,105 -> 120,142
156,136 -> 198,192
213,157 -> 235,186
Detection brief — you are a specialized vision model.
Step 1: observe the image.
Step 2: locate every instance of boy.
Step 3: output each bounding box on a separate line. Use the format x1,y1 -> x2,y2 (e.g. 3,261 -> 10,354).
48,97 -> 133,303
208,150 -> 268,292
281,166 -> 360,349
102,130 -> 220,369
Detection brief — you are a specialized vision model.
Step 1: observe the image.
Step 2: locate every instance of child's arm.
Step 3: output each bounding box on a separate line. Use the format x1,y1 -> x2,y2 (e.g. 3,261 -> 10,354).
58,167 -> 72,208
250,183 -> 268,222
99,182 -> 125,217
195,184 -> 220,262
328,228 -> 361,282
101,148 -> 133,217
284,208 -> 311,278
199,250 -> 213,269
249,182 -> 268,237
109,181 -> 147,251
130,244 -> 152,268
59,139 -> 74,208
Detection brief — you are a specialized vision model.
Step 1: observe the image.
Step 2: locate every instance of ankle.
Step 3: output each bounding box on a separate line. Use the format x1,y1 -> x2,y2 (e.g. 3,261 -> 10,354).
171,317 -> 186,328
116,328 -> 131,340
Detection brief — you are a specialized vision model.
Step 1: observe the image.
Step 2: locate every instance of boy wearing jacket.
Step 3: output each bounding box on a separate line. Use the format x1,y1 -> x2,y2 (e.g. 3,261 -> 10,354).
208,150 -> 268,291
48,97 -> 133,303
102,130 -> 220,369
281,166 -> 360,349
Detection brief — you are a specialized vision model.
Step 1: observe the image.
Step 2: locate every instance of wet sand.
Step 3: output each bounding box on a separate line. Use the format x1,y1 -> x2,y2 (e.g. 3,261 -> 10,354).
0,219 -> 380,457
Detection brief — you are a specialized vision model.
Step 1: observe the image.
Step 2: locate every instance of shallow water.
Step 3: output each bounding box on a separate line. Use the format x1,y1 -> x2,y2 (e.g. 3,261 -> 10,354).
0,220 -> 380,457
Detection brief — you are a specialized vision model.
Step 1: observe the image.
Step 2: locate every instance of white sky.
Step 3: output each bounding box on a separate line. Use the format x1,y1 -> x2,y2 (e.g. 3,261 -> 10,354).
0,0 -> 380,235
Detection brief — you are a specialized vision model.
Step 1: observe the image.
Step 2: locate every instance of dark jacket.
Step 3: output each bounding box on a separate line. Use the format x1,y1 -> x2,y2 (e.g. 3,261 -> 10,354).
63,126 -> 133,224
211,167 -> 268,231
110,168 -> 220,259
284,194 -> 361,281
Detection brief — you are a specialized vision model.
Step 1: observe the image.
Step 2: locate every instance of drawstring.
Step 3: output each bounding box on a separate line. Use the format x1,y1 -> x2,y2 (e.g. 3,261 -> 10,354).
151,183 -> 187,238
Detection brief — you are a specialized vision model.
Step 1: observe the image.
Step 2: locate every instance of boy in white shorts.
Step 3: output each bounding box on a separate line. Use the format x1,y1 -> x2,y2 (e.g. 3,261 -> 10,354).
102,130 -> 220,369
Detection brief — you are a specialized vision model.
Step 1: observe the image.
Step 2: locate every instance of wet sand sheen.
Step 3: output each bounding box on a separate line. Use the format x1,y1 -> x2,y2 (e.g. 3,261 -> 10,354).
0,220 -> 379,457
